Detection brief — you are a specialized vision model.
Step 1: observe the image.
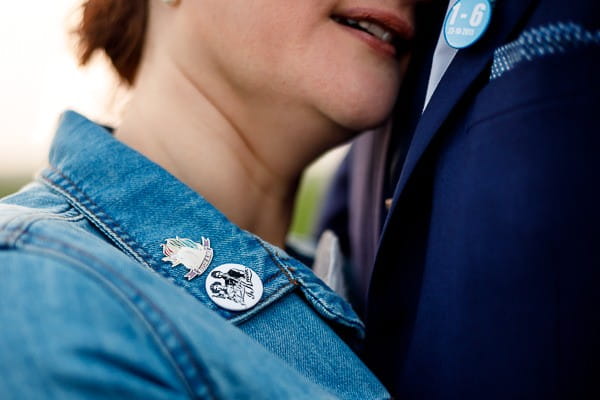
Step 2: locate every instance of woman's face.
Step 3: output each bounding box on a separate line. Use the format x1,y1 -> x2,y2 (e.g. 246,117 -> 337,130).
170,0 -> 416,133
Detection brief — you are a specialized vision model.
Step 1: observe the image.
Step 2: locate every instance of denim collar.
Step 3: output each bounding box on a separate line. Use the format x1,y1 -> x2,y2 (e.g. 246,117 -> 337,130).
40,111 -> 364,337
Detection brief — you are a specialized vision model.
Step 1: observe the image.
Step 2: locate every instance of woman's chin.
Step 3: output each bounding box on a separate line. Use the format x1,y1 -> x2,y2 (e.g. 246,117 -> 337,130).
324,61 -> 407,132
321,80 -> 399,132
333,98 -> 396,133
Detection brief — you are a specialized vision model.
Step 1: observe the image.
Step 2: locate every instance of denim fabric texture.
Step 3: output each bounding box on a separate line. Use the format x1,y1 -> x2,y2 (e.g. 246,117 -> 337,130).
0,111 -> 389,399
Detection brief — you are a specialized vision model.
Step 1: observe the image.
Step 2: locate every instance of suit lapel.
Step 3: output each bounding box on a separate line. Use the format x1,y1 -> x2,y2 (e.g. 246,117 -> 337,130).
384,0 -> 539,226
363,2 -> 542,380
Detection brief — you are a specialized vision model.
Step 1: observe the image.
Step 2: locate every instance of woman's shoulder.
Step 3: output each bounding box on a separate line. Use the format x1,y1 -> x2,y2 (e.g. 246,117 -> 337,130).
0,184 -> 344,400
0,178 -> 177,307
0,182 -> 199,399
0,240 -> 196,399
0,179 -> 158,335
0,179 -> 115,267
0,180 -> 161,352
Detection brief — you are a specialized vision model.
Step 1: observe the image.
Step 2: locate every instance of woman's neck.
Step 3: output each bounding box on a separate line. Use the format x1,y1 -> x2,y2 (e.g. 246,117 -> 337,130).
114,58 -> 345,247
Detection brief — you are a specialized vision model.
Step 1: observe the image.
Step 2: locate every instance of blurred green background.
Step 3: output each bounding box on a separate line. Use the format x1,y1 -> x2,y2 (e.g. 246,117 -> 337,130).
289,169 -> 331,237
0,177 -> 30,198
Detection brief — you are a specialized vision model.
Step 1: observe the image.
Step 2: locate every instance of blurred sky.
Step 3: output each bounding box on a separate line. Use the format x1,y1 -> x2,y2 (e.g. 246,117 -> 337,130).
0,0 -> 118,177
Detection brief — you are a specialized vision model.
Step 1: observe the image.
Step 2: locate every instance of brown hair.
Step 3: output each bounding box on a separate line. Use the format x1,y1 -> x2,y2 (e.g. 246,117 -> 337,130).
76,0 -> 149,85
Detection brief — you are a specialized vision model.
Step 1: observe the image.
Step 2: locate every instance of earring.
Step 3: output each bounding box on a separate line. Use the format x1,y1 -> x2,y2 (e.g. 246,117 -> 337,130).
162,0 -> 180,6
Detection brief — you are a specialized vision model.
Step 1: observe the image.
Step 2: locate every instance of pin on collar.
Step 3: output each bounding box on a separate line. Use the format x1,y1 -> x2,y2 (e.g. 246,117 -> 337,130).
444,0 -> 492,49
161,236 -> 214,280
206,264 -> 264,311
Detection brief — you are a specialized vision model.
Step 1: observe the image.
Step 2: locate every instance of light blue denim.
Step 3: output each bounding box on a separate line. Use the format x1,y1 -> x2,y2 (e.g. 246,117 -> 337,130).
0,111 -> 389,399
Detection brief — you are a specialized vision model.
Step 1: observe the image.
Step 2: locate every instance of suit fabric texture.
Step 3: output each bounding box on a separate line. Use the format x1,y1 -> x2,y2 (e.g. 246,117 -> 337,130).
320,0 -> 600,398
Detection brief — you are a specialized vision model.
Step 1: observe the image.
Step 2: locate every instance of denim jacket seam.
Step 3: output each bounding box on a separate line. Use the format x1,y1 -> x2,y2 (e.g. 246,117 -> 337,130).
0,201 -> 73,231
255,238 -> 300,285
256,237 -> 365,331
262,272 -> 285,286
229,284 -> 297,325
12,213 -> 86,249
223,238 -> 301,324
41,146 -> 360,332
297,276 -> 365,332
14,230 -> 219,400
40,170 -> 158,271
41,171 -> 315,329
35,170 -> 365,335
0,205 -> 84,249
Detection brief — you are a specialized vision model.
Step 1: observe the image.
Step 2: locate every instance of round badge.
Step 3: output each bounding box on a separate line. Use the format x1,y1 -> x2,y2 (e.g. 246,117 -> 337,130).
444,0 -> 492,49
205,264 -> 264,311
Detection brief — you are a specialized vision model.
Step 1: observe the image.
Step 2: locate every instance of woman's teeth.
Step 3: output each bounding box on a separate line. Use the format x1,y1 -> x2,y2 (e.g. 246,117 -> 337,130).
357,21 -> 393,43
333,16 -> 395,43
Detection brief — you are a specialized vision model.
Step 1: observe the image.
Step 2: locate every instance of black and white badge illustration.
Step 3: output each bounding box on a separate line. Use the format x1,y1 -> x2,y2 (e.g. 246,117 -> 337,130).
206,264 -> 264,311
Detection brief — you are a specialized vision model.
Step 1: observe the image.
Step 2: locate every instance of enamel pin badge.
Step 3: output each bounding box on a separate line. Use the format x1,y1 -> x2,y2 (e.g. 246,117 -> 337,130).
161,237 -> 214,280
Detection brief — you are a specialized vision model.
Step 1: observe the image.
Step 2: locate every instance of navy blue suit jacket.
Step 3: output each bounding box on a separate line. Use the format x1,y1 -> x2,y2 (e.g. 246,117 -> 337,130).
319,0 -> 600,398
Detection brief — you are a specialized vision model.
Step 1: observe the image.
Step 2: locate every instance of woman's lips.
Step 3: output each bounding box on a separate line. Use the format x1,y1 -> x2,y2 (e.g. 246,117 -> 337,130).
336,22 -> 399,58
331,7 -> 414,59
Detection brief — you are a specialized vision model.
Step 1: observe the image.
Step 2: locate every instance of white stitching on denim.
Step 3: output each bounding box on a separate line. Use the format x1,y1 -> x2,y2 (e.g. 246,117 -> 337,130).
0,205 -> 84,248
40,173 -> 155,271
41,170 -> 307,326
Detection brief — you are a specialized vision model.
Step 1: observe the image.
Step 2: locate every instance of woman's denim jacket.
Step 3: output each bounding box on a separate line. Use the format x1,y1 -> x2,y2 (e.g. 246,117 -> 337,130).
0,111 -> 389,399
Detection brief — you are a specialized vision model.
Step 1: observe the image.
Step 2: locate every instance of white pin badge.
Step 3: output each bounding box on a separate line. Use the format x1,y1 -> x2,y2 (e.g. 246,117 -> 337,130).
162,237 -> 214,280
444,0 -> 492,49
205,264 -> 264,311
